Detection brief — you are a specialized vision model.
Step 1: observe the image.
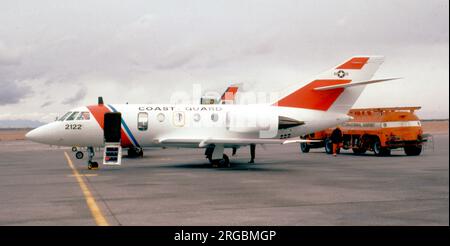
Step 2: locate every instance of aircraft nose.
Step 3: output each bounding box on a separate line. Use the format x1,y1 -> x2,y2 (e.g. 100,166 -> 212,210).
25,127 -> 42,142
25,124 -> 56,144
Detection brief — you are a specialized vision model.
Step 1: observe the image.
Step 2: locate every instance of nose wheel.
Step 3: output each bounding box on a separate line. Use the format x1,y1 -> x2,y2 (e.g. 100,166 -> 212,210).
86,147 -> 99,170
75,151 -> 84,159
88,161 -> 99,170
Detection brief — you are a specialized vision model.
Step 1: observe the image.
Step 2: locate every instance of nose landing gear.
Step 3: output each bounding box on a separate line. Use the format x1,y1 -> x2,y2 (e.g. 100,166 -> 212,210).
87,146 -> 99,170
75,151 -> 84,159
72,146 -> 85,160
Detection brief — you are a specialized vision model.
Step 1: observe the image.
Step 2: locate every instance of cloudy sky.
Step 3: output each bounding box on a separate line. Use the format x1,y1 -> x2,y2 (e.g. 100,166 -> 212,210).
0,0 -> 448,123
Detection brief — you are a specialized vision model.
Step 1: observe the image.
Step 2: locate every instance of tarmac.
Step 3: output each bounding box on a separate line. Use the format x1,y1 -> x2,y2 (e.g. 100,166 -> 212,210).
0,134 -> 448,225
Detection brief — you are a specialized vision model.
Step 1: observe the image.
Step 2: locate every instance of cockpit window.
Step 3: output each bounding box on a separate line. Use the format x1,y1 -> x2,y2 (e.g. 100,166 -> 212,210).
58,112 -> 72,121
76,112 -> 91,120
66,111 -> 80,121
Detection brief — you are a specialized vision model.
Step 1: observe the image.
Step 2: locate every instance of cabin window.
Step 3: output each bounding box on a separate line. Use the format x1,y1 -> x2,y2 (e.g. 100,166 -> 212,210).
193,113 -> 201,122
173,112 -> 185,127
58,112 -> 72,121
76,112 -> 91,120
211,113 -> 219,122
66,111 -> 79,121
157,113 -> 165,122
137,112 -> 148,131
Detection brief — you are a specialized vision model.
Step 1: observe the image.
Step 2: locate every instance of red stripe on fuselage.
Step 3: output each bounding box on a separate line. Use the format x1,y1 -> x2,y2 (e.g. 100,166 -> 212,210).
87,105 -> 134,147
87,105 -> 110,129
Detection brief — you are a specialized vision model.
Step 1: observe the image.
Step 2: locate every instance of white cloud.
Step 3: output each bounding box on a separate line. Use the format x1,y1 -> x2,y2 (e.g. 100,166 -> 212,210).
0,0 -> 448,123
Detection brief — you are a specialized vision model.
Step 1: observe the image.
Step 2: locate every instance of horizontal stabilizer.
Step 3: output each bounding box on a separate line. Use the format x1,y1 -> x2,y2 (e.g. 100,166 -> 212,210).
313,77 -> 401,91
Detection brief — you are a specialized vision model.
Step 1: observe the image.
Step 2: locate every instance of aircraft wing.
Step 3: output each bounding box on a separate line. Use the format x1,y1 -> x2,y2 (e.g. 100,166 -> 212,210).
156,137 -> 321,147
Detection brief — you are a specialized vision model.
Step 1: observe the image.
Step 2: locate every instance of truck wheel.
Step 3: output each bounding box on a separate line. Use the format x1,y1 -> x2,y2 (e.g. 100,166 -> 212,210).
373,140 -> 390,156
352,148 -> 366,155
380,148 -> 391,156
300,143 -> 310,153
325,138 -> 333,154
404,145 -> 422,156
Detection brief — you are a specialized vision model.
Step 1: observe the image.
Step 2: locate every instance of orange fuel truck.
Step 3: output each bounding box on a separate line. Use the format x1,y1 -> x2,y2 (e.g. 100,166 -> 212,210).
300,107 -> 426,156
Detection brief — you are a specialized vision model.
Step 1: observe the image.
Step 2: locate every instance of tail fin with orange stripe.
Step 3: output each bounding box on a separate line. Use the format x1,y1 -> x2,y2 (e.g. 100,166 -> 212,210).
273,56 -> 387,114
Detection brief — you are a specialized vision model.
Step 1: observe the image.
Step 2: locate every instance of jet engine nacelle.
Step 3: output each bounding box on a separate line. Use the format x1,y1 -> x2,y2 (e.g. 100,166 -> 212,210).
226,108 -> 279,138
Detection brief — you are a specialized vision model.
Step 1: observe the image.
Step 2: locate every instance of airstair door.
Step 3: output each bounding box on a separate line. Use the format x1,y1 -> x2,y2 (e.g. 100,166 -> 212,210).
104,112 -> 121,143
103,112 -> 122,165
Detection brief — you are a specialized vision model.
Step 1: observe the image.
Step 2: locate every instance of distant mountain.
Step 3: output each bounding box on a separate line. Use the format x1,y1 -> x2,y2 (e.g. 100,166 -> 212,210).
0,120 -> 46,128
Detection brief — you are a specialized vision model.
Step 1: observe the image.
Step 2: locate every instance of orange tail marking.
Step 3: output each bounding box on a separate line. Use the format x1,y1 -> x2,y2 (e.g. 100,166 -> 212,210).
221,86 -> 239,101
336,57 -> 369,70
274,79 -> 351,111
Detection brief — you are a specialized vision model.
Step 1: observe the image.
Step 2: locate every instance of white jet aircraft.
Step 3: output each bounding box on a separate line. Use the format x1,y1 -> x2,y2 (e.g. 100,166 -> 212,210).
66,83 -> 242,160
26,56 -> 398,169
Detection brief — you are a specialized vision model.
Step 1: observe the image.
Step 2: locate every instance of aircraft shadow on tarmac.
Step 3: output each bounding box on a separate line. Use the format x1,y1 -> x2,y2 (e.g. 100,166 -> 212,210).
120,158 -> 288,172
119,152 -> 288,171
162,162 -> 288,172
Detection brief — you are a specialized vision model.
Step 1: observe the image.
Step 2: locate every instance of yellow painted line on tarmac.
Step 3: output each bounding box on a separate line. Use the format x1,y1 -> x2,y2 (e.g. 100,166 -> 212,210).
64,151 -> 109,226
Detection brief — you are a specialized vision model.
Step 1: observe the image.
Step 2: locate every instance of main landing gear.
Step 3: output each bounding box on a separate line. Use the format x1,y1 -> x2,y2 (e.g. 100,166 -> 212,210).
248,144 -> 256,163
204,144 -> 257,168
127,147 -> 144,158
205,145 -> 230,168
209,154 -> 230,168
87,146 -> 99,170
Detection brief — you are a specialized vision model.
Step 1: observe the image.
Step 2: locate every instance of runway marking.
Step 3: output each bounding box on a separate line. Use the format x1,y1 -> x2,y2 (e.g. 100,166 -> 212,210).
64,151 -> 109,226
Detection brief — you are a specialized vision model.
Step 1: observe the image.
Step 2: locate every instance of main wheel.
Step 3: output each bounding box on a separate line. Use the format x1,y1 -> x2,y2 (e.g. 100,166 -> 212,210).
209,154 -> 230,168
72,146 -> 78,152
128,147 -> 143,158
75,151 -> 84,159
325,138 -> 333,154
404,145 -> 422,156
300,143 -> 310,153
